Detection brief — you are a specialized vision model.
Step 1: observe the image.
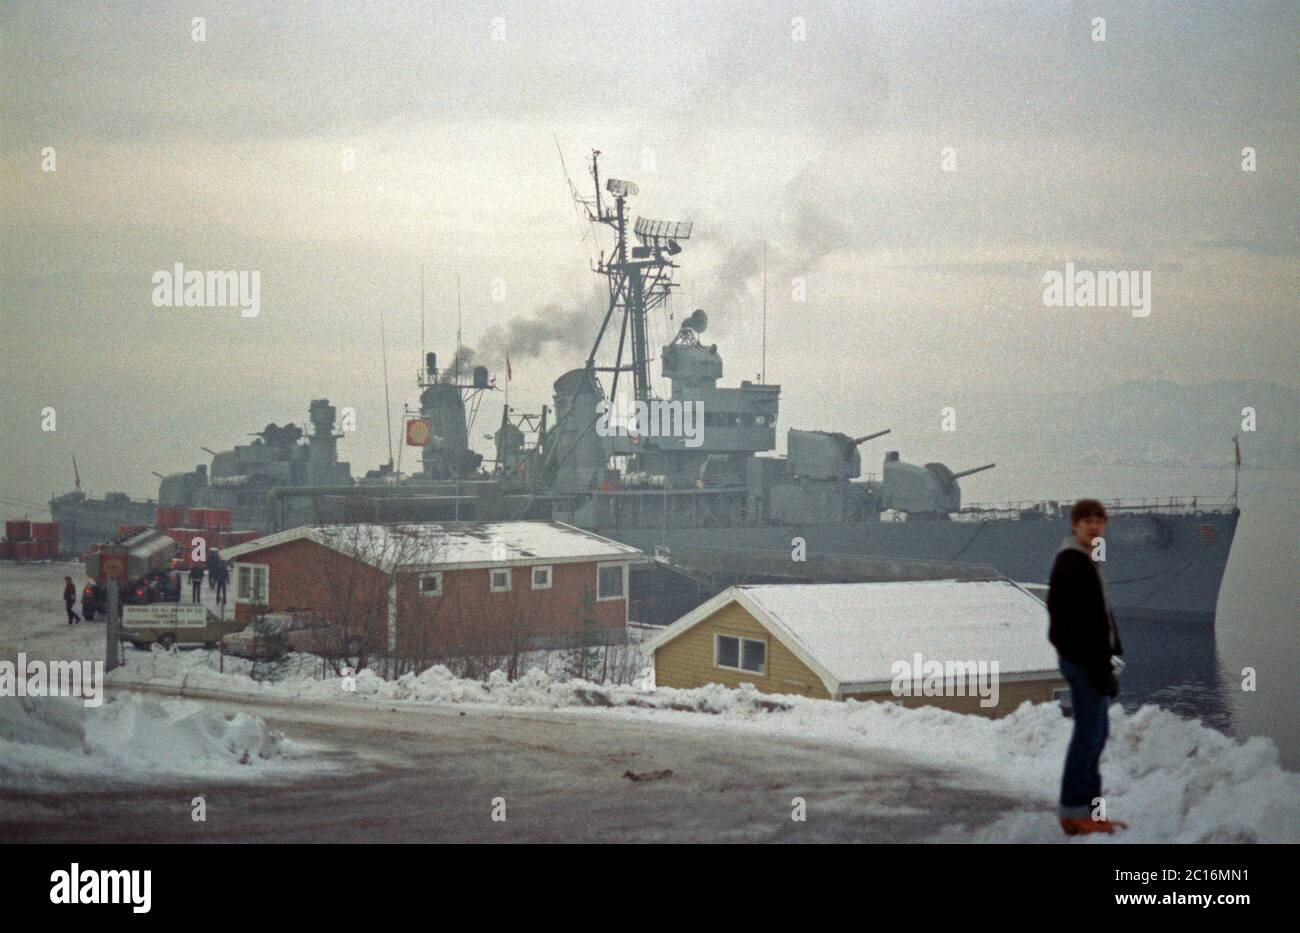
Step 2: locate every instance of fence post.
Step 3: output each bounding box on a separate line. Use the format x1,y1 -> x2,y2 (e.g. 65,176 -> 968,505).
105,580 -> 120,673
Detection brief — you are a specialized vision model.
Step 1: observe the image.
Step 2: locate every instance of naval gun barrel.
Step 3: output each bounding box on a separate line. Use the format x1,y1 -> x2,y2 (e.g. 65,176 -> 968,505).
852,429 -> 892,445
953,462 -> 996,479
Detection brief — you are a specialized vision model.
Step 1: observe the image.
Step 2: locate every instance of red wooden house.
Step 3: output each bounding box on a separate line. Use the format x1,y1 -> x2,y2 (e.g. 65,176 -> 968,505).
219,521 -> 643,656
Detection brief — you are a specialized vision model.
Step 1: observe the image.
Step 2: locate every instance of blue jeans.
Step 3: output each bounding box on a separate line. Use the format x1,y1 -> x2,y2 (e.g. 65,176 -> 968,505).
1058,658 -> 1110,819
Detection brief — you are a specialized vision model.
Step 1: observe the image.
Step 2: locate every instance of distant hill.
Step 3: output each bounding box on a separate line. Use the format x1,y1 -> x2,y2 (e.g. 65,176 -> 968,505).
1021,379 -> 1299,469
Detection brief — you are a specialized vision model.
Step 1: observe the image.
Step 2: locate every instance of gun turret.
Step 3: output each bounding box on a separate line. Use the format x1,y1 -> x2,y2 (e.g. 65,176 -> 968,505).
953,463 -> 995,480
852,429 -> 891,446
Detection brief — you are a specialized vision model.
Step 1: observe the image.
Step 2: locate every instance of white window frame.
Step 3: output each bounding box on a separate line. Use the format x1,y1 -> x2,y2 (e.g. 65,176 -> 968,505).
714,633 -> 767,675
234,562 -> 269,605
531,565 -> 552,590
419,572 -> 443,597
490,567 -> 512,593
596,561 -> 626,602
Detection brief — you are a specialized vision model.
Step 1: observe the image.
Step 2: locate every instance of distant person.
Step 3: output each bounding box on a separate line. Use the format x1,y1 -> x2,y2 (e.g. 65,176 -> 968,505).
209,553 -> 229,607
1048,498 -> 1127,836
62,576 -> 81,625
188,564 -> 204,604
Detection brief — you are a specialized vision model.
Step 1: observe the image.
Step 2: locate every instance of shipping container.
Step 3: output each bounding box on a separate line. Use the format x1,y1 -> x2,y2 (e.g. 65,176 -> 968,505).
0,541 -> 13,559
5,520 -> 32,542
205,509 -> 233,529
15,541 -> 33,561
156,506 -> 185,528
31,521 -> 60,541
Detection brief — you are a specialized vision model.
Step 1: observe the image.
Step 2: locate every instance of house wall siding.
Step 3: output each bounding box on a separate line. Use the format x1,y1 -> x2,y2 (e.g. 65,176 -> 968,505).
842,678 -> 1067,718
394,560 -> 627,654
652,603 -> 832,699
232,538 -> 387,626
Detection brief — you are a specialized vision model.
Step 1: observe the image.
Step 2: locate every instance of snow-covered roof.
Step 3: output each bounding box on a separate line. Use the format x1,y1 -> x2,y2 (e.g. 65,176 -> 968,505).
643,579 -> 1058,696
220,521 -> 643,570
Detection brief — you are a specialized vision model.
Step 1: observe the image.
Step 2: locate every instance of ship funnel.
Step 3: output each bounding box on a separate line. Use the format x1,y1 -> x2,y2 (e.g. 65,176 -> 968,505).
953,463 -> 996,480
852,429 -> 891,446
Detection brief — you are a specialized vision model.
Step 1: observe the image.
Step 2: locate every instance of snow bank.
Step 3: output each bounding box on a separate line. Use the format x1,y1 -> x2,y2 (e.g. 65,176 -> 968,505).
0,692 -> 299,789
107,648 -> 1300,843
110,648 -> 791,714
726,696 -> 1300,844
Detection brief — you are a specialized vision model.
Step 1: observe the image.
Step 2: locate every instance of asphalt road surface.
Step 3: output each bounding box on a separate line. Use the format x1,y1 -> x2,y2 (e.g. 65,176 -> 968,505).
1,687 -> 1029,843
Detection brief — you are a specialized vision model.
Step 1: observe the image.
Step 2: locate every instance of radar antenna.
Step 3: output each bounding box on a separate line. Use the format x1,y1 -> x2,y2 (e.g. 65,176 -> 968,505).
571,149 -> 692,403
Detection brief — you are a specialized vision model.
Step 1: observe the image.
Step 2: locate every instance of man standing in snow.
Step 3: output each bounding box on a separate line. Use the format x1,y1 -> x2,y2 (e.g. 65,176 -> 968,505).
209,553 -> 228,607
63,576 -> 82,624
1047,498 -> 1127,836
188,563 -> 204,604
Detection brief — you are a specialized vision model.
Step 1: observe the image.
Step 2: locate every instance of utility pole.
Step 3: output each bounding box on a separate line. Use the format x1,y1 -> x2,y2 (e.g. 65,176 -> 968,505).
762,241 -> 767,384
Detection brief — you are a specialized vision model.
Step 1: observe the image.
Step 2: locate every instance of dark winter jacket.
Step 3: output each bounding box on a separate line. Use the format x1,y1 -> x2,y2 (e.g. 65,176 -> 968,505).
188,565 -> 204,583
63,580 -> 76,603
1047,541 -> 1123,696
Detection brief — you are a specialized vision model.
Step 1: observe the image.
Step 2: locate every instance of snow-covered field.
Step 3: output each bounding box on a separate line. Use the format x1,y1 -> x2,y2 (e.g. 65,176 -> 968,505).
3,560 -> 1297,842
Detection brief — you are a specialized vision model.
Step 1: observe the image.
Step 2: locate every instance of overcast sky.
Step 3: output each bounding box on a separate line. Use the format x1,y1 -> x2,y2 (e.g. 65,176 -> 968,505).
1,0 -> 1296,511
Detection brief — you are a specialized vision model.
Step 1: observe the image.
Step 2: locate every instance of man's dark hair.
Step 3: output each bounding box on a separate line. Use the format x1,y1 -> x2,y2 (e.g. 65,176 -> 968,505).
1070,498 -> 1108,523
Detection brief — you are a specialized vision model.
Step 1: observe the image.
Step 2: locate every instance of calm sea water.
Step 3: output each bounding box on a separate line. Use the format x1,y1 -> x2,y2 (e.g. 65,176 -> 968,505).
967,463 -> 1299,769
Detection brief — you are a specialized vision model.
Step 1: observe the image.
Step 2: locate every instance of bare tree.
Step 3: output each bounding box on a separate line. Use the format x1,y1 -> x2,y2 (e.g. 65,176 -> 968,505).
314,523 -> 436,677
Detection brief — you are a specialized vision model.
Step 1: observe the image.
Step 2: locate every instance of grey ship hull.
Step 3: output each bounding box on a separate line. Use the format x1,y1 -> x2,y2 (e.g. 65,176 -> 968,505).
49,495 -> 268,558
601,508 -> 1239,626
48,495 -> 159,557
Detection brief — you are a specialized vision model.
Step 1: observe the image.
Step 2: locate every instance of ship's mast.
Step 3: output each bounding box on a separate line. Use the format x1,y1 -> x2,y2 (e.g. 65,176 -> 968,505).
577,150 -> 691,403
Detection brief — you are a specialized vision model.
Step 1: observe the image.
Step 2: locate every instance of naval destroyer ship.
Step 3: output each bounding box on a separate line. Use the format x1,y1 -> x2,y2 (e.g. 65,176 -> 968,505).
50,151 -> 1239,628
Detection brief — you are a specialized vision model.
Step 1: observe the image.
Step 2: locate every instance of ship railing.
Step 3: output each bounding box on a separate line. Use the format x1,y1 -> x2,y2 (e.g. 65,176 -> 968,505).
957,495 -> 1236,518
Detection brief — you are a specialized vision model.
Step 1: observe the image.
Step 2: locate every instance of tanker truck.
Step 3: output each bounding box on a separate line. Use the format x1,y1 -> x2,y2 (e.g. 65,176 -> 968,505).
81,528 -> 180,620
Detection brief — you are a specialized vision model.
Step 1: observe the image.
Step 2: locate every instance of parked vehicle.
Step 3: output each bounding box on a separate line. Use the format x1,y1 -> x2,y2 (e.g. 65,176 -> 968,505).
82,568 -> 182,621
81,529 -> 179,621
121,603 -> 246,650
221,612 -> 367,661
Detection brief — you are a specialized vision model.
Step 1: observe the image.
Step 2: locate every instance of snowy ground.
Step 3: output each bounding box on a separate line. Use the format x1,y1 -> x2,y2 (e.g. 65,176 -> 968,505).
3,560 -> 1297,842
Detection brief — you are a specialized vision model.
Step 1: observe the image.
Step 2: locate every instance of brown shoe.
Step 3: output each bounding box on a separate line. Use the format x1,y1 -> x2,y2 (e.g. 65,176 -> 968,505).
1060,817 -> 1127,835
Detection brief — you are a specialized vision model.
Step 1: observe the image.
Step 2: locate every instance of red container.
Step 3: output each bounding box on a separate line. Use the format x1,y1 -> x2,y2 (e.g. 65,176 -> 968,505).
167,527 -> 201,544
31,522 -> 59,541
187,508 -> 209,527
156,506 -> 185,528
222,530 -> 259,547
0,541 -> 13,559
14,541 -> 33,561
5,520 -> 32,542
204,509 -> 232,530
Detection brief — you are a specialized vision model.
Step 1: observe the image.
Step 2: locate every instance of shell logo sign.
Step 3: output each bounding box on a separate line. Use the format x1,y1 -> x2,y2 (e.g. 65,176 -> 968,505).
100,554 -> 126,583
405,418 -> 431,447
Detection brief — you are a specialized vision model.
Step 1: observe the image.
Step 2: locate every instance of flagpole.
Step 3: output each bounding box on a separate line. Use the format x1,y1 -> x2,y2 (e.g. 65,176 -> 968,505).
1233,435 -> 1240,505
